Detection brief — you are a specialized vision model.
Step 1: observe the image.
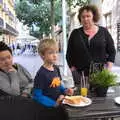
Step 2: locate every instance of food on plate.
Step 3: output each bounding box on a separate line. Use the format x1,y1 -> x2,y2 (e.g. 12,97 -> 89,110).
64,96 -> 81,104
64,96 -> 89,104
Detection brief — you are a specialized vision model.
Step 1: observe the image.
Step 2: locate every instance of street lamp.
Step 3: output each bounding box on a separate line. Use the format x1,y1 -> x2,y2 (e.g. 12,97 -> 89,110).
62,0 -> 67,76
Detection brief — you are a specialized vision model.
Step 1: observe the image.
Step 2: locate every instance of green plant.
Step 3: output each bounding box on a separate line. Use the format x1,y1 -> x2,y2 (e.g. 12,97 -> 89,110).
90,69 -> 117,88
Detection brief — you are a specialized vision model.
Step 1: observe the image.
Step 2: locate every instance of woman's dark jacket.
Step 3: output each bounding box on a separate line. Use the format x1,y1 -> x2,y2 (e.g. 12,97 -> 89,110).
66,26 -> 116,71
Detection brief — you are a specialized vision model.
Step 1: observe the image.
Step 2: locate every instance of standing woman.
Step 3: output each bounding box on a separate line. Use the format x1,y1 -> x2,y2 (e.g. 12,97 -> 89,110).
66,5 -> 116,90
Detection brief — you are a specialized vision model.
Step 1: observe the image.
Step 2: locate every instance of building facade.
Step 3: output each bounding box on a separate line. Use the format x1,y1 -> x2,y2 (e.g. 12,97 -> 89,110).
102,0 -> 120,52
0,0 -> 18,44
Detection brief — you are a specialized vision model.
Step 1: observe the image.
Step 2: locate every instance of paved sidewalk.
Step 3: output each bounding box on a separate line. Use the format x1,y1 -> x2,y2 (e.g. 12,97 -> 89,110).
111,65 -> 120,83
115,52 -> 120,66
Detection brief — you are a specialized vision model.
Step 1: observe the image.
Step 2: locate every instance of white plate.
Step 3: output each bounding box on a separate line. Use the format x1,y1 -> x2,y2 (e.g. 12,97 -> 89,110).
114,97 -> 120,104
62,96 -> 92,107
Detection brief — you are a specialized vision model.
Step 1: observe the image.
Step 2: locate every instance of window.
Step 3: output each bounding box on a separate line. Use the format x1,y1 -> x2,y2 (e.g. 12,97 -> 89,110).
117,23 -> 120,52
104,13 -> 112,33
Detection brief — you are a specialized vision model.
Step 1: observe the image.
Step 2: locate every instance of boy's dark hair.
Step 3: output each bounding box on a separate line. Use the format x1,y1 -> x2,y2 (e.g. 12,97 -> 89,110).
78,4 -> 100,23
0,41 -> 12,55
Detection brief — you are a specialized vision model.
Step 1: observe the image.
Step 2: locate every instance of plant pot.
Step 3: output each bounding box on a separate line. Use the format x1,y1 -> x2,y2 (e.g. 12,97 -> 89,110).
95,87 -> 108,97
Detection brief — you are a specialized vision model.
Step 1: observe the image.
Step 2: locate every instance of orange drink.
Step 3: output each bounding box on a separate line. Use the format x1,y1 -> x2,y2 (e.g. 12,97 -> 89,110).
81,88 -> 88,97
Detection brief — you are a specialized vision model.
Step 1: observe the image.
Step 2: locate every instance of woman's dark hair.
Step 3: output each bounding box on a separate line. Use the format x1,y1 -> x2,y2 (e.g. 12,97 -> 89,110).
78,5 -> 100,23
0,41 -> 12,55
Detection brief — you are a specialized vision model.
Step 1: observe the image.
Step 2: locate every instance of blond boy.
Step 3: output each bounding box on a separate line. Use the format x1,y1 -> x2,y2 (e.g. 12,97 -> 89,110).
33,39 -> 73,107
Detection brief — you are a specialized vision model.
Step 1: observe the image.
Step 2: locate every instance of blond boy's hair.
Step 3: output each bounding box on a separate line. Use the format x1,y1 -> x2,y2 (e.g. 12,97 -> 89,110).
38,38 -> 57,56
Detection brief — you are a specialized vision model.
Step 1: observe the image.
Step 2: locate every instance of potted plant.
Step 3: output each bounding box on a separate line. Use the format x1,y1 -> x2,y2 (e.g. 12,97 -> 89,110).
90,69 -> 117,97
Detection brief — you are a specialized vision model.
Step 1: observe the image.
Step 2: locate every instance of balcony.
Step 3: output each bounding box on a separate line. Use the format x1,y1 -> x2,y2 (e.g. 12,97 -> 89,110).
0,17 -> 18,36
8,10 -> 14,20
2,3 -> 7,12
5,23 -> 18,36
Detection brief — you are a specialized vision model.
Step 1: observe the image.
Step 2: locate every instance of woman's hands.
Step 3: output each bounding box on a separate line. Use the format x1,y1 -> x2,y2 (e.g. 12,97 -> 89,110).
70,66 -> 76,72
106,62 -> 113,71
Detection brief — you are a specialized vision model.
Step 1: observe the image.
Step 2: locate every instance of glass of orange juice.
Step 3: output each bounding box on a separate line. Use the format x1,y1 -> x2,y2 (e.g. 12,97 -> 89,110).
81,87 -> 88,97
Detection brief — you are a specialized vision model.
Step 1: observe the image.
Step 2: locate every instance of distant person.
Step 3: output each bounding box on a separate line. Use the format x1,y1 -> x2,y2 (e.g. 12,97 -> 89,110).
12,44 -> 15,51
16,43 -> 21,49
0,41 -> 33,97
66,5 -> 116,88
33,39 -> 74,107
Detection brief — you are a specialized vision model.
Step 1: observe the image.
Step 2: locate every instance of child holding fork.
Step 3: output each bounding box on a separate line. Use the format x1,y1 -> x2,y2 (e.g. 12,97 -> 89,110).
32,38 -> 74,107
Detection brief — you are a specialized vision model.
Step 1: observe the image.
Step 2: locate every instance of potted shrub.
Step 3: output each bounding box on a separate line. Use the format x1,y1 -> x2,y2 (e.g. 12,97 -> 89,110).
90,69 -> 117,97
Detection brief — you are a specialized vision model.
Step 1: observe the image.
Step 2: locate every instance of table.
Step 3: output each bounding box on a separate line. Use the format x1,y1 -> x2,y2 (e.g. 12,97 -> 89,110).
64,86 -> 120,120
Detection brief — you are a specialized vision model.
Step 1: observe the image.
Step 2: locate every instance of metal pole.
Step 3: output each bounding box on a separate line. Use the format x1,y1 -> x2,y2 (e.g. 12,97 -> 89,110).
62,0 -> 67,76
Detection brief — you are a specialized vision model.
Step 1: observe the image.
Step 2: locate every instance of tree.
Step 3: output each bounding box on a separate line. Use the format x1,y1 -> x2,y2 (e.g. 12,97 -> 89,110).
15,0 -> 62,38
30,0 -> 61,38
15,0 -> 89,38
66,0 -> 89,7
65,0 -> 89,35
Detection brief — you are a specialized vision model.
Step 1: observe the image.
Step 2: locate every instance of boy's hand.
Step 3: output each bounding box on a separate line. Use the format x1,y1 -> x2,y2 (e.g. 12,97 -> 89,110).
65,88 -> 74,96
56,95 -> 65,106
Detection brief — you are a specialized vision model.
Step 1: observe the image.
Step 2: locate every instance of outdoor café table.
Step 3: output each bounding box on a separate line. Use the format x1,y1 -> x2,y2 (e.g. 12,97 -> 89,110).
63,86 -> 120,120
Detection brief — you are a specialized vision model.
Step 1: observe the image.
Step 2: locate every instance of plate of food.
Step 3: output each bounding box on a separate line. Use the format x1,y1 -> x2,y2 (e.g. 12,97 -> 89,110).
62,95 -> 92,107
114,97 -> 120,104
